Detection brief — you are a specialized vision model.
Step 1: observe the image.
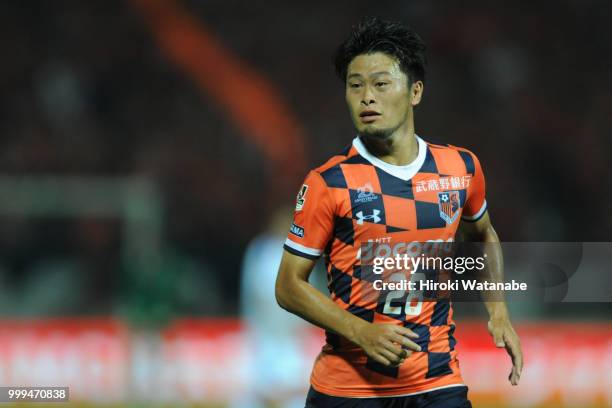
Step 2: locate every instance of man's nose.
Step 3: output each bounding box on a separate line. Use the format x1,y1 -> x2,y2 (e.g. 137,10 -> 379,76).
361,85 -> 375,106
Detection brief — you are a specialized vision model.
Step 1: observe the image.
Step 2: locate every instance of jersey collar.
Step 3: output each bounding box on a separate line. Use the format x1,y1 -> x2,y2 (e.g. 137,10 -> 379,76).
352,134 -> 427,181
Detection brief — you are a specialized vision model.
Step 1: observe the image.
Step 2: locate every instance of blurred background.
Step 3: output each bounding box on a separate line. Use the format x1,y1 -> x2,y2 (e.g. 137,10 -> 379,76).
0,0 -> 610,407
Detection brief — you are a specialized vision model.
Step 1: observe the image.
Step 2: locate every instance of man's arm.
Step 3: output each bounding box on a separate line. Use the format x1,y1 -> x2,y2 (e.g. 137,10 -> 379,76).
275,250 -> 421,367
459,211 -> 524,385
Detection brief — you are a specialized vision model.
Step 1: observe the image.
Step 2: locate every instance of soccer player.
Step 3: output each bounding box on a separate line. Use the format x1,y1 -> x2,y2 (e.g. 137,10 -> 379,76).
275,17 -> 523,407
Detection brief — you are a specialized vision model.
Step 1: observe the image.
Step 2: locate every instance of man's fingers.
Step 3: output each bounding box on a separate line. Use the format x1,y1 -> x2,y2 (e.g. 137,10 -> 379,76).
491,328 -> 505,347
504,333 -> 523,385
378,349 -> 402,366
390,333 -> 421,352
372,352 -> 392,367
386,339 -> 413,362
398,338 -> 421,352
394,326 -> 419,339
403,339 -> 421,352
382,340 -> 406,357
488,321 -> 505,347
509,366 -> 521,386
487,322 -> 523,386
506,336 -> 524,375
391,328 -> 422,352
494,332 -> 505,347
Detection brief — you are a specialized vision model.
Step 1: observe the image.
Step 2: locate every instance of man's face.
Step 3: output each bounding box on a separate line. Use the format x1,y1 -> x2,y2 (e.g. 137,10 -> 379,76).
345,52 -> 422,140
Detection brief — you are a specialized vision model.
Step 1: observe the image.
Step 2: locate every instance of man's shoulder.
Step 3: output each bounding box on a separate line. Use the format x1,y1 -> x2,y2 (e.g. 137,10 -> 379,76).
420,136 -> 482,177
311,143 -> 362,175
422,136 -> 476,155
300,142 -> 366,190
422,136 -> 479,159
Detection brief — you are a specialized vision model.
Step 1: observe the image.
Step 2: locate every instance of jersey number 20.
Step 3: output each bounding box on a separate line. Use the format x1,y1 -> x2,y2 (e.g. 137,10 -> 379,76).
382,272 -> 424,316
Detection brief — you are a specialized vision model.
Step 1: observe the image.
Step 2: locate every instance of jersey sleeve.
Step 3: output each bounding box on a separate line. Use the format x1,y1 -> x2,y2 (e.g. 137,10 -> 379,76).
461,151 -> 487,222
283,170 -> 335,259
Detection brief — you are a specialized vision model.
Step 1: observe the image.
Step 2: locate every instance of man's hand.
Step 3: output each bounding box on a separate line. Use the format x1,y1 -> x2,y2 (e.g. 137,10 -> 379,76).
488,318 -> 523,385
353,322 -> 421,367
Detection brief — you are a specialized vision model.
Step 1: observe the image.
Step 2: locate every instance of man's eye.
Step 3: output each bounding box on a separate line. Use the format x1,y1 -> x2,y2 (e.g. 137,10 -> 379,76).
376,82 -> 388,87
349,83 -> 362,88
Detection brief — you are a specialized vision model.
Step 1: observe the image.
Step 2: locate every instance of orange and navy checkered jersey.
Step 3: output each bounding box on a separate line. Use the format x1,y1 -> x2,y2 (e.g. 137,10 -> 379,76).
283,135 -> 487,397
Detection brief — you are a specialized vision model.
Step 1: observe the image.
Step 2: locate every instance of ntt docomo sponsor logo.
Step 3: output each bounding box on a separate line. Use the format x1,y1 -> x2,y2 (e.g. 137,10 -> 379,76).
357,239 -> 455,261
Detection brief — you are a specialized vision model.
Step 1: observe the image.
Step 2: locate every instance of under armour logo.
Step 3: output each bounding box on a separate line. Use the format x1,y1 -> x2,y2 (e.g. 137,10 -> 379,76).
356,209 -> 381,225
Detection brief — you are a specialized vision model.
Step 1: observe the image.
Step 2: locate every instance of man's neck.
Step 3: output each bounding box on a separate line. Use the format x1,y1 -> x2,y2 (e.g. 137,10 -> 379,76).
360,122 -> 418,166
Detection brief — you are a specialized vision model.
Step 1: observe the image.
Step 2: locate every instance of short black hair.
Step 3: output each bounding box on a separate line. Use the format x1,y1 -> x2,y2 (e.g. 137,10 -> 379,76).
334,17 -> 427,85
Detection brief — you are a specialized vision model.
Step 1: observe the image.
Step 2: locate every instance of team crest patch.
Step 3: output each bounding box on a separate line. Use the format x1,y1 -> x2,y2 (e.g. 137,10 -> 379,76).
438,191 -> 460,224
295,184 -> 308,211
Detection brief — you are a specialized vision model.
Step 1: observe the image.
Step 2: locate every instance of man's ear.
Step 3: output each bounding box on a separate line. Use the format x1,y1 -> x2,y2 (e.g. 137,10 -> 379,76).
410,80 -> 424,106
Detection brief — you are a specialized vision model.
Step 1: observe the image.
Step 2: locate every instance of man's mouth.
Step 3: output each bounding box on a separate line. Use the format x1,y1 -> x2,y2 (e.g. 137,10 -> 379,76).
359,110 -> 381,123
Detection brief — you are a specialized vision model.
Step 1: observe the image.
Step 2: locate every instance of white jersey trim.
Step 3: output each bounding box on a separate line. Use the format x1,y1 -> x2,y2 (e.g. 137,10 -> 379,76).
352,134 -> 427,181
461,200 -> 487,221
284,238 -> 322,257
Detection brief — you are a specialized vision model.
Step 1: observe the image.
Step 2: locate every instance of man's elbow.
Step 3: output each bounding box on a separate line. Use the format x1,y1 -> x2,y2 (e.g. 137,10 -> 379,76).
275,277 -> 292,311
486,225 -> 500,242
